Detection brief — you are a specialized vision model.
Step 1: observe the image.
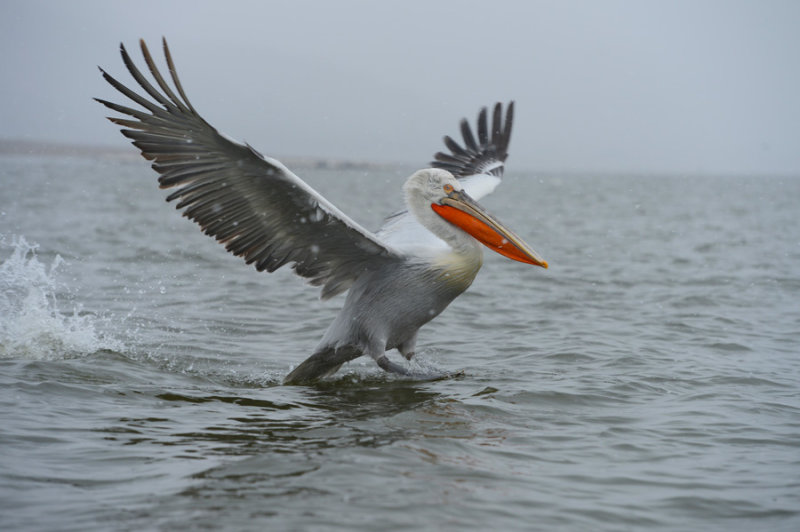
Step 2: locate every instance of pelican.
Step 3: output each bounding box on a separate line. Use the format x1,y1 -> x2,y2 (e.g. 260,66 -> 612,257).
96,39 -> 548,384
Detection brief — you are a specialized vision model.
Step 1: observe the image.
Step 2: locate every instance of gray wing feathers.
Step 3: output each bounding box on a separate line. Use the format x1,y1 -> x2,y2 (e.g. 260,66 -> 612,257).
97,39 -> 399,299
431,101 -> 514,178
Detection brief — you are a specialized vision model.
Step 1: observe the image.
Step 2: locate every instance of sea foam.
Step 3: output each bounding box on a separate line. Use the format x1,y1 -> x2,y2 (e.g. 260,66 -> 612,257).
0,236 -> 122,359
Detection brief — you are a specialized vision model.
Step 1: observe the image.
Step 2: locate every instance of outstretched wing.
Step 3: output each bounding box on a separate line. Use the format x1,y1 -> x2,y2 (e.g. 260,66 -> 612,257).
96,38 -> 401,299
430,102 -> 514,199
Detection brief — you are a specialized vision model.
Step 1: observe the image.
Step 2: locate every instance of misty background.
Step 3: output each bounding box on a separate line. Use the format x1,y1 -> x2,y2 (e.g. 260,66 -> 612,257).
1,0 -> 798,176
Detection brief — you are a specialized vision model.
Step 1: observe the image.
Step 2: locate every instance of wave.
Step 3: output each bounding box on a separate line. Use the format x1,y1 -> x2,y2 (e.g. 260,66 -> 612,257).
0,235 -> 123,359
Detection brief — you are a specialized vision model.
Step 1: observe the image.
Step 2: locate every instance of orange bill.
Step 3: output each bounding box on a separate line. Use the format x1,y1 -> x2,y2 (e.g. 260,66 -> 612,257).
431,191 -> 548,268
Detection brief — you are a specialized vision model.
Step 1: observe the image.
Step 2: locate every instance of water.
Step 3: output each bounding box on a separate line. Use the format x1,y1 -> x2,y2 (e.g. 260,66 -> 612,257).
1,153 -> 799,531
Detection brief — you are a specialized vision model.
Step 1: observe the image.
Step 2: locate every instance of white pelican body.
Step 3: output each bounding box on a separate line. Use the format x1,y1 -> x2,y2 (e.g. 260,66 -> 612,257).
97,39 -> 547,384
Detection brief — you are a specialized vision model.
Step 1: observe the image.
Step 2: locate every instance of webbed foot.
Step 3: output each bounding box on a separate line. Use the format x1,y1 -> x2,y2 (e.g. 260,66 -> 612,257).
375,355 -> 463,381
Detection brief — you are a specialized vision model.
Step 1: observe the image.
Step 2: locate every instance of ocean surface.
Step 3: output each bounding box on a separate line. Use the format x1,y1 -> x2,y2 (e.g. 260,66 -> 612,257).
1,153 -> 798,531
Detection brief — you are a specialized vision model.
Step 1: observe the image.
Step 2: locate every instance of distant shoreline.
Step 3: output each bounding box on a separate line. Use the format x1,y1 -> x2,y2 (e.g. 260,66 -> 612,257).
0,138 -> 389,171
3,138 -> 797,180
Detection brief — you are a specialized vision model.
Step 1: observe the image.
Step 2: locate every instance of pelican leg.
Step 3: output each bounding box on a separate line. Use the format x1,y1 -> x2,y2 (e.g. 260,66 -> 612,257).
284,345 -> 361,385
397,332 -> 418,361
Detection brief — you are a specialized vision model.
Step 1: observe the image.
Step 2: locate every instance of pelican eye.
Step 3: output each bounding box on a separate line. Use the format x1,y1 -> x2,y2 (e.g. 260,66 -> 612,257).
443,183 -> 454,194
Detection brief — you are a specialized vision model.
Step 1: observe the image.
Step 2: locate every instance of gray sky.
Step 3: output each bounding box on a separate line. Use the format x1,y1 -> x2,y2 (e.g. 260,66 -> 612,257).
1,0 -> 798,175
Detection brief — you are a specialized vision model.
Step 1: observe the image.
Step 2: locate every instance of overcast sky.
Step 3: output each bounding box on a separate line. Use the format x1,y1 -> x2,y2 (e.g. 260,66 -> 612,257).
1,0 -> 798,175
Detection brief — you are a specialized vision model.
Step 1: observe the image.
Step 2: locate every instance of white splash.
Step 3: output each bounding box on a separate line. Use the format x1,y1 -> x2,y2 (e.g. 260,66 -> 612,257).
0,236 -> 123,359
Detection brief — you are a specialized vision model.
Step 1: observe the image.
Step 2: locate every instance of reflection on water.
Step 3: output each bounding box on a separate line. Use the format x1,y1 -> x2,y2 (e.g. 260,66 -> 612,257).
90,372 -> 444,468
309,378 -> 442,419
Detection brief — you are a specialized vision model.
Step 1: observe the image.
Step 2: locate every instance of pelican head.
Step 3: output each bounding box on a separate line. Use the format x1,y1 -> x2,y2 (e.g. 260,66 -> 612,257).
404,169 -> 548,267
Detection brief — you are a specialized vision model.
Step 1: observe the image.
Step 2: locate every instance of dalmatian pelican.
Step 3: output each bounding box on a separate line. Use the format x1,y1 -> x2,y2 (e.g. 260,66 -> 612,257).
96,39 -> 548,384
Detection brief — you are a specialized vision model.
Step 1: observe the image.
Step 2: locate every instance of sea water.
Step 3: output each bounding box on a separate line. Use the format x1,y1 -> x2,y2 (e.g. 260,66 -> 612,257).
1,154 -> 798,530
